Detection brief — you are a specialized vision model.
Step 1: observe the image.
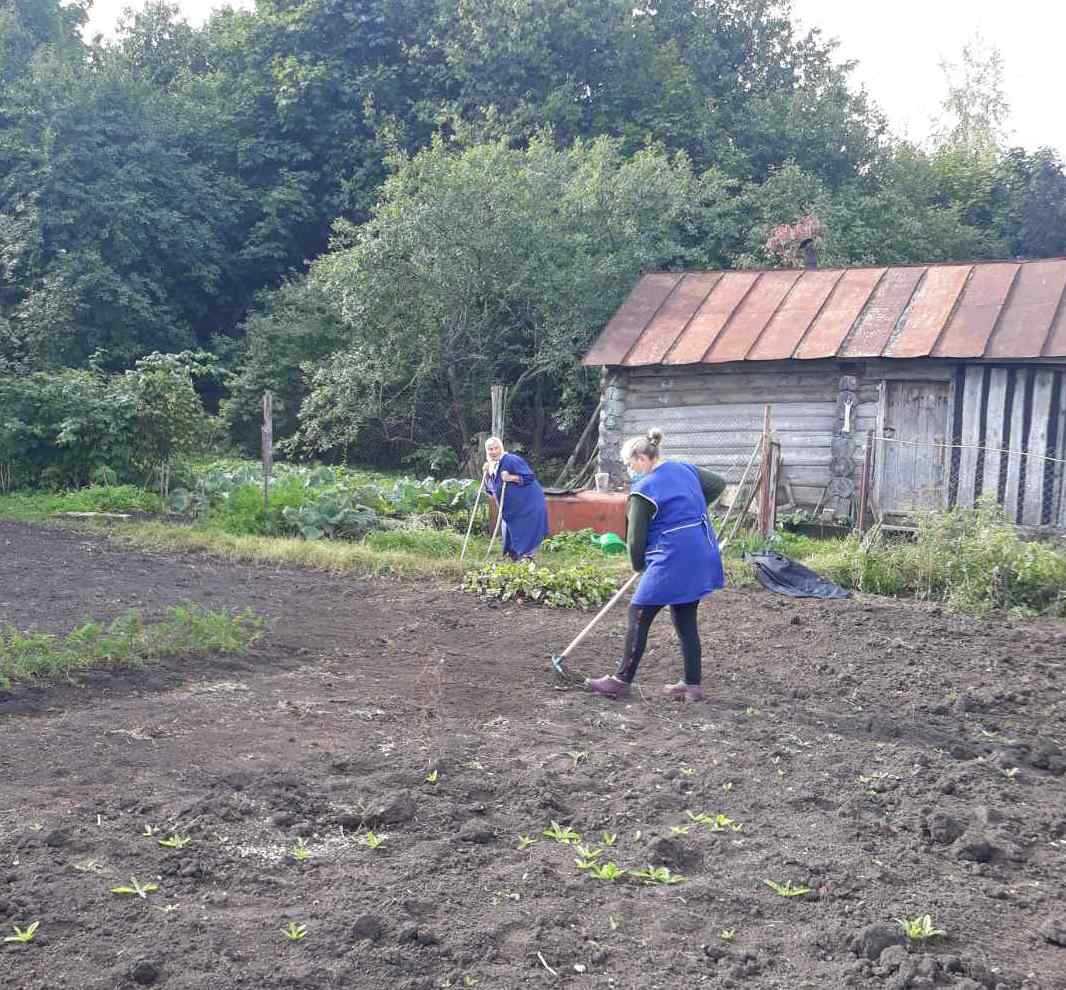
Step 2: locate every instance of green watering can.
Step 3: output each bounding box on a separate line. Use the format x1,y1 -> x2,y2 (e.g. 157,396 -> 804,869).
591,532 -> 626,555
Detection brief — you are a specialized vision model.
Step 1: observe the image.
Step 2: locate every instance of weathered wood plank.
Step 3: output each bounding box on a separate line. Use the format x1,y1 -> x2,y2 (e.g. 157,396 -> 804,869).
626,389 -> 838,409
1003,369 -> 1028,523
980,368 -> 1009,502
861,359 -> 957,382
1058,378 -> 1066,527
624,403 -> 836,423
955,366 -> 985,507
1021,370 -> 1056,525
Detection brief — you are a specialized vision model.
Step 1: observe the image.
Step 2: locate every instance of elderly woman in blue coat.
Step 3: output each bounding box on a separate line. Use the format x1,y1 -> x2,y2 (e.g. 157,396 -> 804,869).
586,428 -> 725,702
483,436 -> 549,560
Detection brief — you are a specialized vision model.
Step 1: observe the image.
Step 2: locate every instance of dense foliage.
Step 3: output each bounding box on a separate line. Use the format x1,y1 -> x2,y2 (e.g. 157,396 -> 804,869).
2,0 -> 1065,471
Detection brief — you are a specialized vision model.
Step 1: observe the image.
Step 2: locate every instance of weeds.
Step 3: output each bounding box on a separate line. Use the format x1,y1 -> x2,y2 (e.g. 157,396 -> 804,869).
897,914 -> 946,941
0,605 -> 260,688
763,879 -> 810,898
111,877 -> 159,898
3,922 -> 39,944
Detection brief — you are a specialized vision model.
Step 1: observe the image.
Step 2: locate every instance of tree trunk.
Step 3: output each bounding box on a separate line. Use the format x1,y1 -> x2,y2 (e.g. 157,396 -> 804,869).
532,376 -> 546,462
446,364 -> 469,450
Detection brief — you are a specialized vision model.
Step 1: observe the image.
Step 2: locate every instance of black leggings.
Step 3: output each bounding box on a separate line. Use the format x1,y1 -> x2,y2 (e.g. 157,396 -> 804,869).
615,601 -> 701,686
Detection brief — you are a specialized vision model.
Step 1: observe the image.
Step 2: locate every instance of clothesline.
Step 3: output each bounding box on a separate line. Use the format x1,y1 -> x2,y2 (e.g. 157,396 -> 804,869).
871,434 -> 1066,467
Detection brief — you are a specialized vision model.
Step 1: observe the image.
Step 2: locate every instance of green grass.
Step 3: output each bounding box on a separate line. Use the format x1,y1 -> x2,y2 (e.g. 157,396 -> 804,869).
0,605 -> 261,688
0,485 -> 162,521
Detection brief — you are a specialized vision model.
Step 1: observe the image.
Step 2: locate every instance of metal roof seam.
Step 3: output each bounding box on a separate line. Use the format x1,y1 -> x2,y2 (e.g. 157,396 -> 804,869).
742,269 -> 804,361
1040,274 -> 1066,358
835,266 -> 890,356
657,273 -> 723,366
880,267 -> 930,357
927,264 -> 975,358
699,271 -> 764,363
616,272 -> 685,367
788,268 -> 846,359
981,264 -> 1025,358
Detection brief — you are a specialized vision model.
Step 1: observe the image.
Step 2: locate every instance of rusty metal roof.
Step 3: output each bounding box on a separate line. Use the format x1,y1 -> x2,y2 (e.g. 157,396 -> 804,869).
582,260 -> 1066,367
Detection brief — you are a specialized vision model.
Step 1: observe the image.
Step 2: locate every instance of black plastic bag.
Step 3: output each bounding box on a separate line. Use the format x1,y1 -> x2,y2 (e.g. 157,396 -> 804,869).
744,551 -> 849,599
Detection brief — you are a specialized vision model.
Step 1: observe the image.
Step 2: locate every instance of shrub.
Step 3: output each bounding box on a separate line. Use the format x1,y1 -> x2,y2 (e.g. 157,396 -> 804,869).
805,502 -> 1066,614
463,562 -> 620,609
541,528 -> 601,556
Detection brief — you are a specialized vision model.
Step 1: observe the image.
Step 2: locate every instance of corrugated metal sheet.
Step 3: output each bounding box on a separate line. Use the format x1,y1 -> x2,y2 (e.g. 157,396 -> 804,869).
584,259 -> 1066,367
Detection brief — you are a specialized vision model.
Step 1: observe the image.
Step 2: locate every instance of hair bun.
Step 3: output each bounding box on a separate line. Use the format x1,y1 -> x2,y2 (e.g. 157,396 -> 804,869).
646,428 -> 664,448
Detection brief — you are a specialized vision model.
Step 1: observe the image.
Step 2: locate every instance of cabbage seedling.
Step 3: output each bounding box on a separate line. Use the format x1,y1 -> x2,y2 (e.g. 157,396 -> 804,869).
542,821 -> 581,844
763,879 -> 810,897
587,862 -> 626,882
111,877 -> 159,898
516,835 -> 538,850
282,922 -> 307,941
719,929 -> 736,942
361,831 -> 384,849
158,834 -> 191,850
425,770 -> 439,784
4,922 -> 39,944
290,837 -> 311,861
897,915 -> 945,941
601,832 -> 617,846
632,865 -> 685,885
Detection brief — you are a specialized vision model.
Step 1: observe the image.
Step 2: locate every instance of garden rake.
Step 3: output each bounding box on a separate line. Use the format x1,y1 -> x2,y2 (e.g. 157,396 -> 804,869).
459,474 -> 487,563
550,572 -> 639,682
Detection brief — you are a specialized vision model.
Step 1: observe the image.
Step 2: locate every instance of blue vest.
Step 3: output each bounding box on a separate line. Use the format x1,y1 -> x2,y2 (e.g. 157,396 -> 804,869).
630,461 -> 725,606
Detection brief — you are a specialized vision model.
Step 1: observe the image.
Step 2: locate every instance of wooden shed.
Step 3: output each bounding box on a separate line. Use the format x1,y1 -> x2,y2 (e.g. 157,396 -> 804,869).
583,259 -> 1066,528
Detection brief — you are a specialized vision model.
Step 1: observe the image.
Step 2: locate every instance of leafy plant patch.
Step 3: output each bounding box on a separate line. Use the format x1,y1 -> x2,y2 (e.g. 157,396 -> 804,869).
0,605 -> 261,688
463,562 -> 620,609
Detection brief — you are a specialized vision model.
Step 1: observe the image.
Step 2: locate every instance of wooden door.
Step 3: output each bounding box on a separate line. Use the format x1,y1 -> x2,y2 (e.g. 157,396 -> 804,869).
876,380 -> 951,516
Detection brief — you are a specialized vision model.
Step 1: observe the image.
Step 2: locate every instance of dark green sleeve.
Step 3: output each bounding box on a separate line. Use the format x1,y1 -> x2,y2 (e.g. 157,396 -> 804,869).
696,466 -> 726,505
626,494 -> 654,572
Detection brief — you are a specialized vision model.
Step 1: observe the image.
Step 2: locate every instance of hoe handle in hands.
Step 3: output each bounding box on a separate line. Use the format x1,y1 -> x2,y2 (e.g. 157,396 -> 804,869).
484,480 -> 508,560
460,476 -> 486,562
556,572 -> 639,663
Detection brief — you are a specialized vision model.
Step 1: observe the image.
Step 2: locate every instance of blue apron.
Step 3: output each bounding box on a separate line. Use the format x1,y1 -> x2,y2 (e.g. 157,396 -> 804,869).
631,461 -> 725,606
484,452 -> 549,557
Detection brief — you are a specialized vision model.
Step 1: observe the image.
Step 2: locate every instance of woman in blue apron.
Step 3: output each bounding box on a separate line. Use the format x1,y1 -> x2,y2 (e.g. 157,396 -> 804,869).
483,436 -> 549,559
587,428 -> 725,702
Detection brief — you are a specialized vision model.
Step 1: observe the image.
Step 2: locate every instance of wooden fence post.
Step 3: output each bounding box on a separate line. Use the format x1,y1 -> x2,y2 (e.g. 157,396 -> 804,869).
757,405 -> 774,537
262,391 -> 273,515
856,430 -> 874,534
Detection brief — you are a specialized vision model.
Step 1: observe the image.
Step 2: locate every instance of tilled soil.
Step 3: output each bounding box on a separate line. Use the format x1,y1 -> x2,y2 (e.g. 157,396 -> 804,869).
1,519 -> 1065,990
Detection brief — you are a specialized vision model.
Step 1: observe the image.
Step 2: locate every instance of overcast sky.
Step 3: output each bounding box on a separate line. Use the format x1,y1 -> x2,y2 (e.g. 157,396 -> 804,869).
83,0 -> 1065,158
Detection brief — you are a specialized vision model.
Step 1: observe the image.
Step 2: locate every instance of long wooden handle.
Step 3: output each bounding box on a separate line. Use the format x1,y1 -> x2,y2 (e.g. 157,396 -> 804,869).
459,478 -> 486,562
558,572 -> 639,661
484,481 -> 507,560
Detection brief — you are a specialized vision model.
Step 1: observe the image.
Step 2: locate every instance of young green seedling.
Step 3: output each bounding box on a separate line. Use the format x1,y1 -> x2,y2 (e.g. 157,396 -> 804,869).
719,928 -> 736,942
632,865 -> 685,885
158,834 -> 191,850
680,767 -> 695,777
608,914 -> 621,931
670,825 -> 692,835
566,751 -> 589,768
142,825 -> 159,837
686,811 -> 742,832
361,831 -> 384,849
111,877 -> 159,899
573,845 -> 602,861
4,922 -> 39,944
290,837 -> 311,861
516,835 -> 539,850
601,832 -> 617,847
897,914 -> 946,941
763,879 -> 810,898
425,770 -> 439,784
587,862 -> 626,882
282,922 -> 308,941
542,821 -> 581,845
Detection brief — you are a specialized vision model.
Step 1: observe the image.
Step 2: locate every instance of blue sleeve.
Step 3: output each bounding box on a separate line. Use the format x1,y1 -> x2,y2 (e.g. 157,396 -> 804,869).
501,453 -> 536,485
